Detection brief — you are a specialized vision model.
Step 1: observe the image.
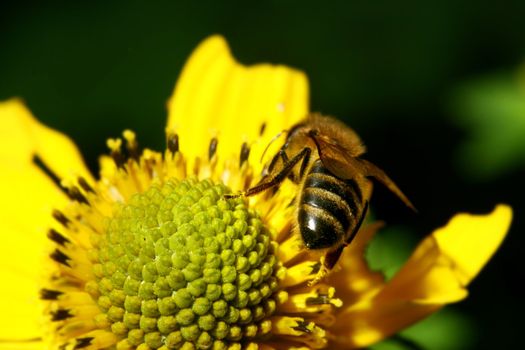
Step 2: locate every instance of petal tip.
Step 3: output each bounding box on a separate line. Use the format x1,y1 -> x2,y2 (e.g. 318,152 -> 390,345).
434,203 -> 513,286
0,97 -> 31,117
197,34 -> 230,53
492,203 -> 513,227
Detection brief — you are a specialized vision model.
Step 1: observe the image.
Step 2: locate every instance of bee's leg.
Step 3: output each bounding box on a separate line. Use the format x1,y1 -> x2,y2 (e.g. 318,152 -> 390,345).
267,150 -> 285,174
280,149 -> 290,162
276,148 -> 295,182
225,147 -> 311,198
308,245 -> 344,286
298,147 -> 311,179
274,148 -> 312,183
266,149 -> 294,181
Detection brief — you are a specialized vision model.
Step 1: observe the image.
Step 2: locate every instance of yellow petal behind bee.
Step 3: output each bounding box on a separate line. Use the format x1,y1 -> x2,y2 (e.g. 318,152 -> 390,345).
167,35 -> 309,173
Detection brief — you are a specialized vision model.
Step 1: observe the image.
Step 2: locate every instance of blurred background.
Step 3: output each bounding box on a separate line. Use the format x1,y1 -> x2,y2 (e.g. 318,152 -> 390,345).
1,1 -> 524,349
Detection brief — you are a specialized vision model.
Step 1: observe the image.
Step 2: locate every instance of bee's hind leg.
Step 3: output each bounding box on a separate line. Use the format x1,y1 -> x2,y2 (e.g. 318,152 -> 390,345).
308,245 -> 345,286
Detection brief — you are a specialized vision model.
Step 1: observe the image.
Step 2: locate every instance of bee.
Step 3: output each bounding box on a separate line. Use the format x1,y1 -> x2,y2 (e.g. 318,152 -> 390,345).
229,114 -> 415,284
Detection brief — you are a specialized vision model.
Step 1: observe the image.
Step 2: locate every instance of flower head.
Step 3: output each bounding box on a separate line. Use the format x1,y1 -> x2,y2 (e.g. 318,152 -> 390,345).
0,36 -> 512,349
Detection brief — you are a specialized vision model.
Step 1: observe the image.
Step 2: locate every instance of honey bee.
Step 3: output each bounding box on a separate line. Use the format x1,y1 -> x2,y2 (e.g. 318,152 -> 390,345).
229,114 -> 415,284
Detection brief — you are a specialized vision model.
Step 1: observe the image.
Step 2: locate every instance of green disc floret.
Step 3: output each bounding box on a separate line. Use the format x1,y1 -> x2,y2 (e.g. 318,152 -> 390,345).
89,178 -> 279,349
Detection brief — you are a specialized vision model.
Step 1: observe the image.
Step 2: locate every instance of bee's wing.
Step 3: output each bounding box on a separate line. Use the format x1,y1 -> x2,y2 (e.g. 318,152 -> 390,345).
313,135 -> 416,212
357,158 -> 416,211
312,134 -> 363,178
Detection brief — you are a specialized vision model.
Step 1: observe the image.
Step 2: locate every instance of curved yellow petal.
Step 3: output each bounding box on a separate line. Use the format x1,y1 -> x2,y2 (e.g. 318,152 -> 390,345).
331,299 -> 441,349
434,204 -> 512,285
326,222 -> 386,303
374,235 -> 470,305
384,204 -> 512,303
0,99 -> 93,340
330,205 -> 512,348
167,35 -> 309,172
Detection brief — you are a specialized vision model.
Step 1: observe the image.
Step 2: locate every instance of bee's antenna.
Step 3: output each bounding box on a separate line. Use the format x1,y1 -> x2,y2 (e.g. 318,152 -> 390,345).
260,130 -> 287,163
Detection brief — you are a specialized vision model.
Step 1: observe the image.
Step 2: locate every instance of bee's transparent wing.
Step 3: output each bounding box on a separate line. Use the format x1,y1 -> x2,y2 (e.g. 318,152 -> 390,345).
313,135 -> 416,211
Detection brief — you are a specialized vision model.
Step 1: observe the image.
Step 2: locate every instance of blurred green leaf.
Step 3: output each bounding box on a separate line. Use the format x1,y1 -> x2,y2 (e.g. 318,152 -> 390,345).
366,226 -> 417,280
370,308 -> 476,350
452,70 -> 525,181
401,308 -> 476,350
370,338 -> 414,350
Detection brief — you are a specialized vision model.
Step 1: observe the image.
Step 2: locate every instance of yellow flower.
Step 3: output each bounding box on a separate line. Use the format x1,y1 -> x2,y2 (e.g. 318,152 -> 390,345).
0,36 -> 512,350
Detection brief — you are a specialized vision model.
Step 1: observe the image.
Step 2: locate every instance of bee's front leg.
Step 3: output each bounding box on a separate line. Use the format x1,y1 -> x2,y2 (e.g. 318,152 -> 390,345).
225,147 -> 311,199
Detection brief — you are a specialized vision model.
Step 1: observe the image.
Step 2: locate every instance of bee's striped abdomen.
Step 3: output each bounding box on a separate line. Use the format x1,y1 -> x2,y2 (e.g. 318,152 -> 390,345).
298,159 -> 364,250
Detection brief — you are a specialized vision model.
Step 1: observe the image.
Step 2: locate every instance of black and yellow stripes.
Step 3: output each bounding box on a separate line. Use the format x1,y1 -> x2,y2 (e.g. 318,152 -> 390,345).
298,159 -> 365,250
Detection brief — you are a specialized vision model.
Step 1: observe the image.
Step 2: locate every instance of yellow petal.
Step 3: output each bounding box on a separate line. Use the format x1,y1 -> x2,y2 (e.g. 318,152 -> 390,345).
0,99 -> 92,180
0,341 -> 45,350
330,205 -> 512,348
384,204 -> 512,304
433,204 -> 512,285
167,35 -> 309,172
0,221 -> 48,340
326,222 -> 386,304
0,99 -> 93,339
331,299 -> 441,349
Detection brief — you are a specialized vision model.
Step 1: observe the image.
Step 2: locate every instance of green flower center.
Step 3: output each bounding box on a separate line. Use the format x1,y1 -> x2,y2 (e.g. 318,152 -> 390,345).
90,178 -> 279,349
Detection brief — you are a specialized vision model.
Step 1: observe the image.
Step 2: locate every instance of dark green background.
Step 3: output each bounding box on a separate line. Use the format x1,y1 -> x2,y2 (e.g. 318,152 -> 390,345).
1,1 -> 524,349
